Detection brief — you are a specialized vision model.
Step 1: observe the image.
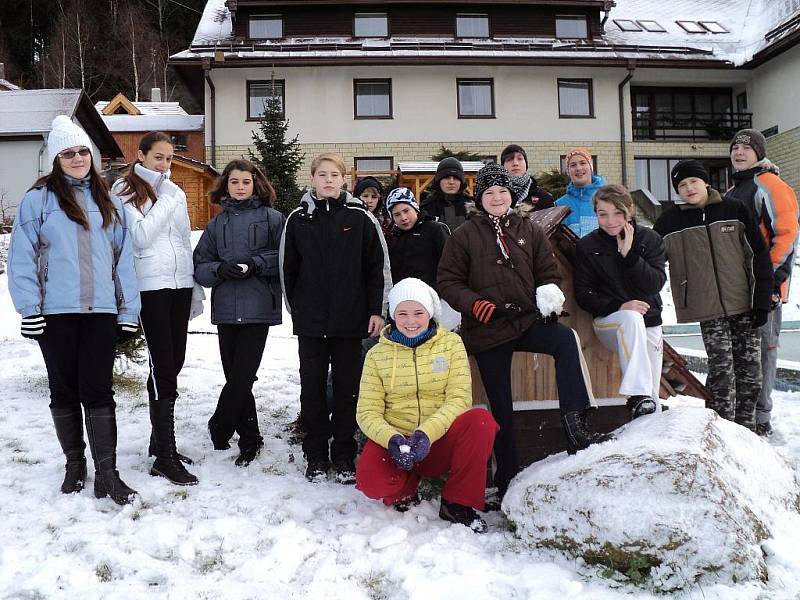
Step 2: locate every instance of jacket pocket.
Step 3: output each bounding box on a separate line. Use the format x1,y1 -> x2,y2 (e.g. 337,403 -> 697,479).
249,221 -> 271,250
680,279 -> 688,309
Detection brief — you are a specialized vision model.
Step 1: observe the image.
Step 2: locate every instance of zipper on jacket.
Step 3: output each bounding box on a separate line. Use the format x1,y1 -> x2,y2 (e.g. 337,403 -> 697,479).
413,347 -> 421,428
703,209 -> 728,317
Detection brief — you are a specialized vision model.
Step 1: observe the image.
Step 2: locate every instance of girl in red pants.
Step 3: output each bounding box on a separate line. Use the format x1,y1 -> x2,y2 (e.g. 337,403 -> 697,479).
355,278 -> 498,533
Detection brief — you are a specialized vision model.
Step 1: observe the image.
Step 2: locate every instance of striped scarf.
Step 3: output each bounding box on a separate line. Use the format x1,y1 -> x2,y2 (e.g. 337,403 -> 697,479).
488,213 -> 511,261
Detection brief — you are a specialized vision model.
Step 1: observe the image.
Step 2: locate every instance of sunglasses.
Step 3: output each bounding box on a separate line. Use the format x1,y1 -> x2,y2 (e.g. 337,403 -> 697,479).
59,148 -> 91,160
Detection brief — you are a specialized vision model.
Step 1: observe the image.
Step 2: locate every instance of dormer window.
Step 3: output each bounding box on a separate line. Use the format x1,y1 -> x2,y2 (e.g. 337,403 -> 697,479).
456,14 -> 489,38
556,15 -> 588,39
354,13 -> 388,38
249,14 -> 283,39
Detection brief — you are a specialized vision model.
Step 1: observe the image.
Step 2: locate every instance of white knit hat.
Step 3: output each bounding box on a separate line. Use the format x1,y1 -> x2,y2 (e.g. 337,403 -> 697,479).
388,278 -> 441,321
47,115 -> 93,165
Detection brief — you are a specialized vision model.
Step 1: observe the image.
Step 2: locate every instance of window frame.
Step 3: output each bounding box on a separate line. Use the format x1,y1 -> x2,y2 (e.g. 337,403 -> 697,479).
456,78 -> 496,119
638,20 -> 666,32
353,78 -> 393,120
353,12 -> 389,38
246,79 -> 286,121
354,156 -> 395,174
699,21 -> 729,34
248,14 -> 283,40
170,133 -> 188,152
676,20 -> 706,33
555,14 -> 589,39
455,13 -> 491,39
557,78 -> 595,119
614,19 -> 642,32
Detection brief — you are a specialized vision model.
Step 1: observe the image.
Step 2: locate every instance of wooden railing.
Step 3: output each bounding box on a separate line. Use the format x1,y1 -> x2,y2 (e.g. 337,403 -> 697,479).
633,110 -> 752,141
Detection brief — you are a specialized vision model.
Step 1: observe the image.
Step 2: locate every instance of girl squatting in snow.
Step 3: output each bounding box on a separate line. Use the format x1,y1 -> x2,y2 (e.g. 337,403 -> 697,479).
356,278 -> 498,533
279,153 -> 391,484
8,115 -> 141,505
654,160 -> 773,430
438,163 -> 613,500
575,184 -> 667,420
194,159 -> 286,466
114,131 -> 203,487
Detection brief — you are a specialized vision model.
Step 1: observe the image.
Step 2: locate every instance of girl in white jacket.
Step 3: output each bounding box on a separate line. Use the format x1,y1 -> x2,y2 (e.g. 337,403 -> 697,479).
113,131 -> 202,486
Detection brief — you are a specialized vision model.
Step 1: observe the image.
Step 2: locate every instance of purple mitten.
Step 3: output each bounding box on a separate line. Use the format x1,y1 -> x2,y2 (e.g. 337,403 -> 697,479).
409,430 -> 431,463
387,434 -> 414,471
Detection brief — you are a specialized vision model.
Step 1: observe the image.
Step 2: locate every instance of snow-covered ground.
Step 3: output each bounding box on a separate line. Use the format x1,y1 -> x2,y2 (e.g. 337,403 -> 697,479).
1,234 -> 800,598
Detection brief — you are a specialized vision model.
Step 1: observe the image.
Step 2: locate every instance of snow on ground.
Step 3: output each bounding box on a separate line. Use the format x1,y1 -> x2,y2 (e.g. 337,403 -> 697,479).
2,239 -> 800,598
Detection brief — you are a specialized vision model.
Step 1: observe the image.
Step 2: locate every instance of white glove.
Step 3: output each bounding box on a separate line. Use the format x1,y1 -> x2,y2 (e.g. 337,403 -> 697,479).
535,283 -> 565,317
189,283 -> 205,320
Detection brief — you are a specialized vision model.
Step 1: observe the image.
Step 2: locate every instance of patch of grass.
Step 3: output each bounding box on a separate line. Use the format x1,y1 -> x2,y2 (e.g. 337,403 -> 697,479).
582,542 -> 661,585
360,571 -> 392,600
11,454 -> 41,465
95,562 -> 113,582
197,552 -> 225,574
131,510 -> 142,521
170,490 -> 189,501
112,372 -> 145,395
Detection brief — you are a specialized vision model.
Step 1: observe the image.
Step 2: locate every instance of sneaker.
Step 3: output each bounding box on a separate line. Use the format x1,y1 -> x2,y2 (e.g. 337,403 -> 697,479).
235,443 -> 263,467
756,422 -> 774,438
333,459 -> 356,485
439,499 -> 488,533
305,459 -> 330,482
627,395 -> 657,420
393,493 -> 421,513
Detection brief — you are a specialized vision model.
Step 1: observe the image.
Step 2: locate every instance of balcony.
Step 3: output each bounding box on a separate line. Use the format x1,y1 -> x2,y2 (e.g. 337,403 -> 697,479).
633,109 -> 752,141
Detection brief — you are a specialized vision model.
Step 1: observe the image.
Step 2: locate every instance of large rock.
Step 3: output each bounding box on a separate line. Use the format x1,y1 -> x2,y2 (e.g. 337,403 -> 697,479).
503,407 -> 800,591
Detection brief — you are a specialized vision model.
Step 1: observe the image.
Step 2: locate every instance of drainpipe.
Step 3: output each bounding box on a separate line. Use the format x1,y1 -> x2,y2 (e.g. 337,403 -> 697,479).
39,134 -> 48,176
203,57 -> 216,168
618,61 -> 636,187
600,0 -> 614,32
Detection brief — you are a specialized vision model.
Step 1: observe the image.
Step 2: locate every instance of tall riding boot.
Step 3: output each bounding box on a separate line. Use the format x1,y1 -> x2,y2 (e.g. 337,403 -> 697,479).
150,398 -> 198,485
562,409 -> 615,455
84,405 -> 138,505
51,407 -> 87,494
148,401 -> 194,465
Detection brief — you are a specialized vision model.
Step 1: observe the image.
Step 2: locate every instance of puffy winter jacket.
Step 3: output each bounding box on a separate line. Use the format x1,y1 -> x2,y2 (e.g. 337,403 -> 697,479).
8,176 -> 140,323
420,190 -> 472,232
279,190 -> 391,338
653,188 -> 773,323
193,196 -> 285,325
724,160 -> 799,303
389,215 -> 450,291
114,164 -> 194,292
357,325 -> 472,447
574,222 -> 667,327
438,203 -> 561,355
556,174 -> 607,238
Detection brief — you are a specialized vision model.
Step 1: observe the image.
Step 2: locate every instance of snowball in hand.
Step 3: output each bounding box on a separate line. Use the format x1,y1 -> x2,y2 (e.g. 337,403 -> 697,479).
536,283 -> 565,315
399,444 -> 411,454
237,263 -> 249,273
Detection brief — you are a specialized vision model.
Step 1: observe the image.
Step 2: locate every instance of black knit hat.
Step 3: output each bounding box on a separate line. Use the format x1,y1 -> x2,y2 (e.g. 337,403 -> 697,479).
500,144 -> 528,169
434,157 -> 466,188
353,176 -> 384,200
670,159 -> 710,192
730,128 -> 767,161
474,163 -> 517,206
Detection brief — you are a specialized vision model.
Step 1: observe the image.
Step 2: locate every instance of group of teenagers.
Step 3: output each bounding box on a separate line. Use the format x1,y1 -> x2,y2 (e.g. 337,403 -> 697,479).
7,114 -> 798,534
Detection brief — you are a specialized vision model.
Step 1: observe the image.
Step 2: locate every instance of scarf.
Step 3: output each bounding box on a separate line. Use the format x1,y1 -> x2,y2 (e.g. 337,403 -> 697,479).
487,213 -> 511,261
388,323 -> 437,348
508,173 -> 531,202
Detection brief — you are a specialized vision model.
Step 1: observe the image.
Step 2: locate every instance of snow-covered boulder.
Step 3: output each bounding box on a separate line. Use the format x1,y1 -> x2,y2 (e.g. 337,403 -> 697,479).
503,407 -> 800,592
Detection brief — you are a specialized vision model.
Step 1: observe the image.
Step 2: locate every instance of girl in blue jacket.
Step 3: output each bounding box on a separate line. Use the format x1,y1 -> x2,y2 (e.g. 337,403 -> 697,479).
8,115 -> 141,505
193,159 -> 286,467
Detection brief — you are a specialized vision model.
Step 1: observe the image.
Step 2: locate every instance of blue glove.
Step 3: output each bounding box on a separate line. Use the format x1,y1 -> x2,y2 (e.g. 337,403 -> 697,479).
409,430 -> 431,463
387,434 -> 414,471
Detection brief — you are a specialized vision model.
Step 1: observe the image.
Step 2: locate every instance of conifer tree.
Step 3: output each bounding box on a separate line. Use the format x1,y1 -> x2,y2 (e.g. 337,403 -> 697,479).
248,83 -> 305,215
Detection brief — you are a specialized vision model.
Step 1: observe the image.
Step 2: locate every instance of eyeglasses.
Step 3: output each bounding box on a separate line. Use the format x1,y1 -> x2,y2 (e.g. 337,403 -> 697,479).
59,148 -> 91,160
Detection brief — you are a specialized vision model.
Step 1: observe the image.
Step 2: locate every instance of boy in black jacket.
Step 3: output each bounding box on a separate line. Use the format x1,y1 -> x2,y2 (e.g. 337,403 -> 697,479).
279,153 -> 391,483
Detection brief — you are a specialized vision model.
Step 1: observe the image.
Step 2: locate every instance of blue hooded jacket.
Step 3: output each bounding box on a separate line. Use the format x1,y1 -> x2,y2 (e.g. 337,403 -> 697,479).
555,174 -> 607,238
8,176 -> 140,322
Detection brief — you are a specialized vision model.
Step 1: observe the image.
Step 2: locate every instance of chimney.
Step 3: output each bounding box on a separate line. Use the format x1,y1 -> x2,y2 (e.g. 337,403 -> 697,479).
0,63 -> 5,80
151,87 -> 162,102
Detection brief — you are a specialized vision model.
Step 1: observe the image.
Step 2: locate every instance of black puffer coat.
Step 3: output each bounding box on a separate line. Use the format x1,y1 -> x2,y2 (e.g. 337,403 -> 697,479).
389,215 -> 450,290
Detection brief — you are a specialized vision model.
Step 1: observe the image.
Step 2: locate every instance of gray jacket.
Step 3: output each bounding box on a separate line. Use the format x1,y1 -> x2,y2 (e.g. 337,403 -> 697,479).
193,196 -> 285,325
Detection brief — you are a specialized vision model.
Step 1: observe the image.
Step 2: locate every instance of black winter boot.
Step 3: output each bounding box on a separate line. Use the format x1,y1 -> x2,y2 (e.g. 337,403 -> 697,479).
626,395 -> 657,420
84,406 -> 138,505
149,430 -> 194,465
150,399 -> 198,485
439,499 -> 488,533
51,407 -> 87,494
562,409 -> 615,455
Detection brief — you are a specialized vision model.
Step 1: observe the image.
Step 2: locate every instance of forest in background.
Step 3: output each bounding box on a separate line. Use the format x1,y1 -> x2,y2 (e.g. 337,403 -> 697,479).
0,0 -> 206,111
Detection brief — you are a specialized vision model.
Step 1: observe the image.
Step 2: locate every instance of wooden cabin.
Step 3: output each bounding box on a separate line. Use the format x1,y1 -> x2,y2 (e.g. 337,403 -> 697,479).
471,206 -> 710,465
169,156 -> 220,229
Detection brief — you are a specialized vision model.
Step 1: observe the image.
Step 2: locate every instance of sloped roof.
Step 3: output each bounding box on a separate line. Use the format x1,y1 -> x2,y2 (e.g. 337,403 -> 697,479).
95,93 -> 204,132
96,99 -> 191,116
399,161 -> 486,173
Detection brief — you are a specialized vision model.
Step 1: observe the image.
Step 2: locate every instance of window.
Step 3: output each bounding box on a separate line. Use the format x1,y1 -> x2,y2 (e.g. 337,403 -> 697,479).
170,133 -> 188,152
558,79 -> 594,118
354,13 -> 388,38
561,154 -> 598,173
556,15 -> 588,39
249,15 -> 282,39
355,157 -> 393,173
638,20 -> 666,32
457,79 -> 494,118
354,79 -> 392,119
247,80 -> 285,120
614,20 -> 642,32
736,91 -> 748,113
676,20 -> 706,33
700,21 -> 728,33
456,14 -> 489,38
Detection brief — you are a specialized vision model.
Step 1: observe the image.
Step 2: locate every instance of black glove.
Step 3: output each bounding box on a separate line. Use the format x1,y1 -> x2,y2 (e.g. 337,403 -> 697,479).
217,262 -> 246,280
117,322 -> 139,344
21,315 -> 46,339
472,299 -> 521,324
751,309 -> 768,329
238,258 -> 256,279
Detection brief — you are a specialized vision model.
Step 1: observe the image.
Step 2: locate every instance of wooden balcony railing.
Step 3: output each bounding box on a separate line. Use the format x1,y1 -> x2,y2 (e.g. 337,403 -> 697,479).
633,110 -> 753,141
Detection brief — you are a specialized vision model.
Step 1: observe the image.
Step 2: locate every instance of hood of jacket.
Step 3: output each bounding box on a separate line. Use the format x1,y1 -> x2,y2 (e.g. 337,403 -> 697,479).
133,162 -> 171,189
221,195 -> 266,211
733,158 -> 781,185
565,174 -> 606,199
299,189 -> 359,215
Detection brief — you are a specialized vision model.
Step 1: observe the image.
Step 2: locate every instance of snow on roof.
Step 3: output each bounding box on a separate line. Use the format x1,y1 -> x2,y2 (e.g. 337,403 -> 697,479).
399,161 -> 486,173
192,0 -> 233,46
98,114 -> 204,132
95,100 -> 191,116
0,89 -> 81,135
0,79 -> 22,91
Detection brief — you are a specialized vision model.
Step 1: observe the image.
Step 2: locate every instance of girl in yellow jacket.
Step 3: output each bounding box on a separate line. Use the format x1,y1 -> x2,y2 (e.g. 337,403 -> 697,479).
355,278 -> 498,533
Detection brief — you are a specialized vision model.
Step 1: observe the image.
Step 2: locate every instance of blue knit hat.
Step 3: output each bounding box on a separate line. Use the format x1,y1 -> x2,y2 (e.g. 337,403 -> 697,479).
386,187 -> 420,213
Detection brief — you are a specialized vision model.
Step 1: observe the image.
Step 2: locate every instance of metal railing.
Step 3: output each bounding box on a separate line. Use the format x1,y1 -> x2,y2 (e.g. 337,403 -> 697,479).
633,110 -> 752,140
